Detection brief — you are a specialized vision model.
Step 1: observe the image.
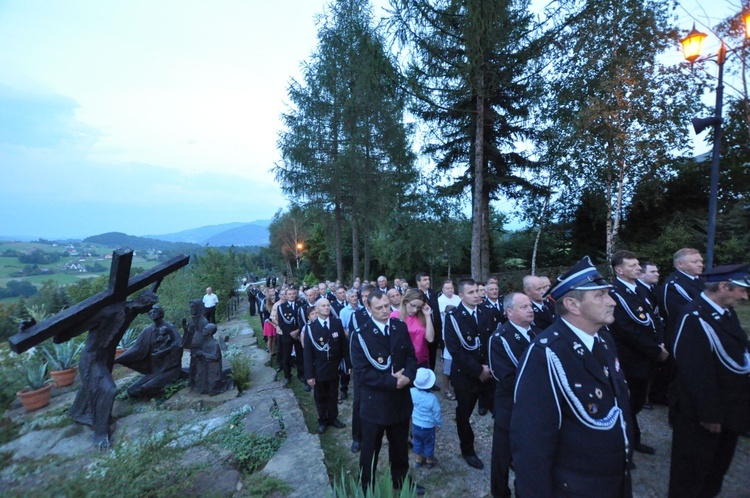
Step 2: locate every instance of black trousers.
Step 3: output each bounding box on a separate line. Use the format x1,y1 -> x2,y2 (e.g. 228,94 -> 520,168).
340,371 -> 350,394
281,338 -> 303,381
626,376 -> 648,443
490,422 -> 512,498
428,339 -> 438,371
359,417 -> 410,491
313,377 -> 339,424
351,373 -> 361,442
204,307 -> 216,324
454,386 -> 494,456
668,416 -> 739,498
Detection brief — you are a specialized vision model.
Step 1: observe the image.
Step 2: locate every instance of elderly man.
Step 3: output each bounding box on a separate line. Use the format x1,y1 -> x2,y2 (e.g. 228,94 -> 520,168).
523,275 -> 556,330
444,279 -> 501,469
511,257 -> 633,497
387,287 -> 403,312
303,298 -> 350,434
661,248 -> 705,332
609,250 -> 668,456
202,287 -> 219,324
330,285 -> 348,318
488,293 -> 540,498
376,275 -> 391,294
668,265 -> 750,498
350,290 -> 420,494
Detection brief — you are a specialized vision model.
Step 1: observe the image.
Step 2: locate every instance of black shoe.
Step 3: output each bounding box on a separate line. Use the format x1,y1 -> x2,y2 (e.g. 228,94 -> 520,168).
478,407 -> 488,416
339,391 -> 348,400
464,455 -> 484,469
318,423 -> 327,434
430,385 -> 441,392
351,440 -> 360,453
414,484 -> 426,496
303,384 -> 312,393
642,403 -> 654,410
634,443 -> 655,455
330,419 -> 346,429
276,367 -> 283,373
283,379 -> 292,388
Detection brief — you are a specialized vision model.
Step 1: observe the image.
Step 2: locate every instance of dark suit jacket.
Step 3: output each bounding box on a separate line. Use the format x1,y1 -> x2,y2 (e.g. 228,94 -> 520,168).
349,307 -> 370,332
330,299 -> 347,318
672,295 -> 750,433
350,318 -> 417,426
510,321 -> 633,498
609,279 -> 663,379
660,270 -> 705,323
483,298 -> 507,324
531,300 -> 556,331
422,289 -> 443,339
488,321 -> 539,429
444,303 -> 501,392
277,301 -> 299,339
303,317 -> 350,382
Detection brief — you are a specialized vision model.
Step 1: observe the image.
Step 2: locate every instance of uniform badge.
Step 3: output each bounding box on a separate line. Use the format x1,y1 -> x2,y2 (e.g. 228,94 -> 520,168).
377,357 -> 384,364
319,337 -> 324,343
637,306 -> 643,312
587,403 -> 598,415
573,341 -> 584,356
467,336 -> 472,341
603,366 -> 610,377
615,358 -> 620,372
595,388 -> 603,399
515,333 -> 522,341
494,332 -> 500,337
332,332 -> 339,338
574,383 -> 582,389
639,313 -> 646,319
540,338 -> 548,344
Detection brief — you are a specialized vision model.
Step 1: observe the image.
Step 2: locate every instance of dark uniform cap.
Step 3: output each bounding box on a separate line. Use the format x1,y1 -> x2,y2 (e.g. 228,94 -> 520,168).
545,256 -> 612,301
700,264 -> 750,288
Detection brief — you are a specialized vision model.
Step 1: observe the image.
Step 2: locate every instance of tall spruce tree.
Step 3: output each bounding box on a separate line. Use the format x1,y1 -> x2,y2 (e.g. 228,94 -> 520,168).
276,0 -> 415,281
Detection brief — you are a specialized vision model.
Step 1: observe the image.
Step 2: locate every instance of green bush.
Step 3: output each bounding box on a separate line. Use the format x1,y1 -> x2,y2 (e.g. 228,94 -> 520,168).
225,345 -> 252,395
214,408 -> 284,474
331,467 -> 420,498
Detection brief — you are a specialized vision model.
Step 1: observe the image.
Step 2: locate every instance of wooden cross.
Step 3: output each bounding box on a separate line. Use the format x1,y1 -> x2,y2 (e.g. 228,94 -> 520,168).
9,247 -> 189,353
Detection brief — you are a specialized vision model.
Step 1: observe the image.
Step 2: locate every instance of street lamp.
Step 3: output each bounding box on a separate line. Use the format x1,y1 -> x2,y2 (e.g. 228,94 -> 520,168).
680,13 -> 749,269
295,242 -> 303,269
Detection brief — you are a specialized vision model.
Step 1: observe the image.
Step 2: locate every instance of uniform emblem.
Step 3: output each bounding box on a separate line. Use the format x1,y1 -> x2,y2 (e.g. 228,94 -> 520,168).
639,313 -> 646,319
332,332 -> 339,338
515,333 -> 522,341
573,341 -> 584,356
319,337 -> 324,343
587,403 -> 598,415
615,358 -> 621,372
595,388 -> 603,399
603,366 -> 610,377
467,336 -> 472,341
540,338 -> 548,344
574,383 -> 582,389
377,357 -> 384,364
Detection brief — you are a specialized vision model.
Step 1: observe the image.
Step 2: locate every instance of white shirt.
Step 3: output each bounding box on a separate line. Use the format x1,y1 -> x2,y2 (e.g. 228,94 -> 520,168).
561,318 -> 595,352
438,294 -> 461,314
203,293 -> 219,309
510,321 -> 534,343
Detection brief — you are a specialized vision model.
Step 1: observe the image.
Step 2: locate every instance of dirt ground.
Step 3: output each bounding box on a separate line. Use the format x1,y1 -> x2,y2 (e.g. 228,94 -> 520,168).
303,353 -> 750,498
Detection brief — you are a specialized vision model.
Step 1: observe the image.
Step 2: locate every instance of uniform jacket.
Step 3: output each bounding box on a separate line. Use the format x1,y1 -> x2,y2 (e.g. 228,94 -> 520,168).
660,270 -> 705,323
349,307 -> 370,332
510,320 -> 633,498
483,297 -> 507,324
609,279 -> 663,379
531,300 -> 557,331
488,320 -> 540,429
350,318 -> 417,426
672,295 -> 750,433
444,302 -> 501,392
303,317 -> 350,382
330,299 -> 347,318
422,288 -> 443,336
277,301 -> 300,338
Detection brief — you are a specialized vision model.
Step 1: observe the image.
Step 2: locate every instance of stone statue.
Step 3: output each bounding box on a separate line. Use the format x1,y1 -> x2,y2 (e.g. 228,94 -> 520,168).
115,305 -> 183,399
182,299 -> 209,389
192,323 -> 232,395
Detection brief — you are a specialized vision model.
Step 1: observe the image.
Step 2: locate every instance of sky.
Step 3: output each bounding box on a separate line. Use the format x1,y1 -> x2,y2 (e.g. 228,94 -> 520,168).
0,0 -> 739,240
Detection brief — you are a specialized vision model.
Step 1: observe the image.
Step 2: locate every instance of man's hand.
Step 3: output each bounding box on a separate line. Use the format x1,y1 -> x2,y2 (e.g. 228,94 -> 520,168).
657,345 -> 669,362
307,378 -> 316,387
290,329 -> 300,340
392,368 -> 411,389
700,422 -> 721,434
479,365 -> 492,382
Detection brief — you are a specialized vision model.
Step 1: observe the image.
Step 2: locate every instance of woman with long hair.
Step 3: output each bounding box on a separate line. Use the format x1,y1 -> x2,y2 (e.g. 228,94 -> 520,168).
391,288 -> 435,369
261,287 -> 277,356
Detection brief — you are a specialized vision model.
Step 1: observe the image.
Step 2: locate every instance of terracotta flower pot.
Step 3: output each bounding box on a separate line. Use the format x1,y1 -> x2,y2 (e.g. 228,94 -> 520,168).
115,348 -> 127,359
16,384 -> 52,412
50,366 -> 78,387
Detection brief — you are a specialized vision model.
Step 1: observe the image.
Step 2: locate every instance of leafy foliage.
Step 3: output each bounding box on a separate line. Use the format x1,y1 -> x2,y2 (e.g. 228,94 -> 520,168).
225,345 -> 252,395
331,466 -> 419,498
213,408 -> 284,474
42,339 -> 85,370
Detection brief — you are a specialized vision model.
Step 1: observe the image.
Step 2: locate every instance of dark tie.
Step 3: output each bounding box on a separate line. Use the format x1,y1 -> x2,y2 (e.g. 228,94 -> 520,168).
592,337 -> 608,367
323,321 -> 329,331
384,325 -> 389,336
472,310 -> 478,324
527,328 -> 536,340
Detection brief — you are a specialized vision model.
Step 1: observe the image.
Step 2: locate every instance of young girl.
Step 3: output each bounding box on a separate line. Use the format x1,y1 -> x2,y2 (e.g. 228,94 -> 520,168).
261,288 -> 277,356
410,367 -> 443,469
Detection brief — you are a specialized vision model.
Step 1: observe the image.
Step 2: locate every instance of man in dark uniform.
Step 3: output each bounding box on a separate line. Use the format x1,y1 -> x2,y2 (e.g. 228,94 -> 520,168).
609,250 -> 669,455
661,248 -> 705,342
488,292 -> 540,498
349,290 -> 421,494
330,286 -> 347,317
668,264 -> 750,498
444,279 -> 501,470
511,257 -> 634,497
303,298 -> 350,434
278,287 -> 304,388
523,275 -> 556,330
416,272 -> 442,371
348,283 -> 374,453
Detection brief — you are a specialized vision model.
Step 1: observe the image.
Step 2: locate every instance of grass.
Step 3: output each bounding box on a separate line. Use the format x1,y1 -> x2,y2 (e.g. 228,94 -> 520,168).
240,472 -> 292,497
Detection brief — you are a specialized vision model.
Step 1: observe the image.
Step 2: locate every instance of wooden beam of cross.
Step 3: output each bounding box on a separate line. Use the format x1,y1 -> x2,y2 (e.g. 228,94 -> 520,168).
9,247 -> 189,353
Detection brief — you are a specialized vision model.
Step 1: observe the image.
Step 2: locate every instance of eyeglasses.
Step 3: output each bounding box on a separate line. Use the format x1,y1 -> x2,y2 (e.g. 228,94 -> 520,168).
407,302 -> 423,310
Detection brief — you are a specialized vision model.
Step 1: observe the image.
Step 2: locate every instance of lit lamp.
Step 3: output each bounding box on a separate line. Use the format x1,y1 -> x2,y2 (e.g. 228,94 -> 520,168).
679,14 -> 749,269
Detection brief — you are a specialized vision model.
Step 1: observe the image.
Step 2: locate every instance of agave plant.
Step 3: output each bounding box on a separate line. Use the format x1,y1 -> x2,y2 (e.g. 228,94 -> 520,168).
43,340 -> 85,371
23,357 -> 50,391
118,328 -> 139,350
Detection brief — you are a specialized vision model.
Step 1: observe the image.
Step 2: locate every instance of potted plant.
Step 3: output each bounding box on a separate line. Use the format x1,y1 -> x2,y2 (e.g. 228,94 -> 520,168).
116,327 -> 138,358
16,357 -> 52,412
43,340 -> 84,387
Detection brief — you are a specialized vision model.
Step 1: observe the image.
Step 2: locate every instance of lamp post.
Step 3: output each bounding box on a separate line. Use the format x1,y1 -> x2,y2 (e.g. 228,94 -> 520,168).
680,14 -> 750,269
295,242 -> 303,270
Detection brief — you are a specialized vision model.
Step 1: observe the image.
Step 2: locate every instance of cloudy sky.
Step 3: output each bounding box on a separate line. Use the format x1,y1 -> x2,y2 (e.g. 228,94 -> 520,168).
0,0 -> 735,240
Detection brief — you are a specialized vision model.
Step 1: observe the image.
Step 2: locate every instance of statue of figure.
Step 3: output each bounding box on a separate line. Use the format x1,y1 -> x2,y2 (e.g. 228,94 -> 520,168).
182,299 -> 208,389
114,305 -> 183,399
192,323 -> 232,395
57,291 -> 160,449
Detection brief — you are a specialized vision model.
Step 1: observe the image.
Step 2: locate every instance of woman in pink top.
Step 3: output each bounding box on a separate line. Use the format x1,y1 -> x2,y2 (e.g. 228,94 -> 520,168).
390,288 -> 435,368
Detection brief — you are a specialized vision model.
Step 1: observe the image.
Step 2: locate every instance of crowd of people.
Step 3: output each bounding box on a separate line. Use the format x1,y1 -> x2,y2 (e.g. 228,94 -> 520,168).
245,248 -> 749,497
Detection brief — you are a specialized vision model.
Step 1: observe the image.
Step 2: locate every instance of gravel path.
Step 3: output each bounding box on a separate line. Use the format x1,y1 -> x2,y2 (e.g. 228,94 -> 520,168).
317,353 -> 750,497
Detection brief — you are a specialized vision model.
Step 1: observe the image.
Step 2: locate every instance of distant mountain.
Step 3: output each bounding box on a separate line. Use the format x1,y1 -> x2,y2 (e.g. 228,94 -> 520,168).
146,220 -> 270,247
83,232 -> 202,252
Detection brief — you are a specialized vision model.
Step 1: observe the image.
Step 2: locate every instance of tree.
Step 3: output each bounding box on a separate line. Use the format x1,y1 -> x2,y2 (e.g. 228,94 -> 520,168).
268,206 -> 311,279
388,0 -> 544,280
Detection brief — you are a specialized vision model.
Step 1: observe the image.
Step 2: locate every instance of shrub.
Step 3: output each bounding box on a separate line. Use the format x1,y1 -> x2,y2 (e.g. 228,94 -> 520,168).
331,467 -> 420,498
225,345 -> 252,395
213,408 -> 284,474
118,328 -> 139,350
42,340 -> 85,370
